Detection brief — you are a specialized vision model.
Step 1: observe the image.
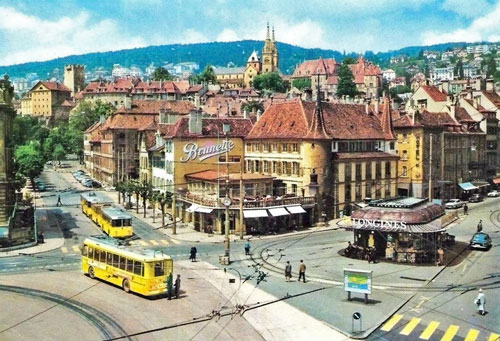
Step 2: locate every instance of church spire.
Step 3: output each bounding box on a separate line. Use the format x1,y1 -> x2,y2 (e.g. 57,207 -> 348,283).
266,22 -> 270,40
306,73 -> 329,139
272,26 -> 275,42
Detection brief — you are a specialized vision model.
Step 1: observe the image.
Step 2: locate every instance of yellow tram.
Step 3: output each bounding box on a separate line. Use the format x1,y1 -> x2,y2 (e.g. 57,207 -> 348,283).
81,236 -> 173,296
81,192 -> 133,238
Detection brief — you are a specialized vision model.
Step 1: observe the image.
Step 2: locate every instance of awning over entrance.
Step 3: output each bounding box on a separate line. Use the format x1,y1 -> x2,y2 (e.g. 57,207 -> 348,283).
268,207 -> 289,217
286,205 -> 306,214
186,204 -> 199,213
243,209 -> 269,218
195,207 -> 213,213
458,182 -> 477,191
472,181 -> 489,188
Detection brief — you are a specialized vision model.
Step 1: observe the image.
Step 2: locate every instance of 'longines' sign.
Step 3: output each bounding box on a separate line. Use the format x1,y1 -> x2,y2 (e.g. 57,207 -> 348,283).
181,141 -> 235,162
352,218 -> 407,230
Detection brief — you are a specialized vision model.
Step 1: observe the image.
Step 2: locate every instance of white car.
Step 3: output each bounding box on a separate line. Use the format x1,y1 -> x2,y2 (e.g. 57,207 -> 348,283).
487,190 -> 500,197
445,199 -> 465,209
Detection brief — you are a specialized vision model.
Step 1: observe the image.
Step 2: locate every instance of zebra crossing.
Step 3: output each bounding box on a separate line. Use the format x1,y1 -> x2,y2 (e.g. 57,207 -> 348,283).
380,313 -> 499,341
60,238 -> 180,254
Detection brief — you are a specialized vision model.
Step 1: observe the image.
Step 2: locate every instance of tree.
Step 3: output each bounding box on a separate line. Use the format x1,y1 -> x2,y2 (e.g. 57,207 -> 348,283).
341,56 -> 357,65
69,100 -> 115,133
241,101 -> 264,114
15,144 -> 45,189
11,116 -> 48,149
148,191 -> 161,223
152,67 -> 174,81
454,60 -> 464,80
52,144 -> 66,166
252,72 -> 285,92
124,180 -> 135,209
13,173 -> 26,193
486,58 -> 497,79
157,192 -> 173,229
138,181 -> 153,218
337,62 -> 357,98
291,78 -> 311,91
192,65 -> 217,84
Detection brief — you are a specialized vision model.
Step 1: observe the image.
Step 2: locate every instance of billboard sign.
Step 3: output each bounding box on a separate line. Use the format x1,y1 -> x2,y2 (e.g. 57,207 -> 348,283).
344,269 -> 372,295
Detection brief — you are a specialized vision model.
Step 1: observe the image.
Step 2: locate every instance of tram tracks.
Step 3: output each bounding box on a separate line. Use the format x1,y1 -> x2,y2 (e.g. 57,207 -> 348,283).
0,284 -> 130,340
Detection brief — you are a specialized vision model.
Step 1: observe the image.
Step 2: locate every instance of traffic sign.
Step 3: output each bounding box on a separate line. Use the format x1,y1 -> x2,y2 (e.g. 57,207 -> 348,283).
353,312 -> 361,320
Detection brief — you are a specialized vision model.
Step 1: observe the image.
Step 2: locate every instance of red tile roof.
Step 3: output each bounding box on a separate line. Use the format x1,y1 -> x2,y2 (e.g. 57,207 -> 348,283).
455,106 -> 475,123
292,58 -> 338,78
116,100 -> 194,115
348,56 -> 382,84
420,85 -> 447,102
393,110 -> 459,129
246,99 -> 395,141
481,90 -> 500,109
34,81 -> 70,92
163,117 -> 253,138
100,114 -> 157,130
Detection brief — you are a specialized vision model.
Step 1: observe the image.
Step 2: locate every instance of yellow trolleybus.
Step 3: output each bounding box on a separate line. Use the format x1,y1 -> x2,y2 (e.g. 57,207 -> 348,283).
81,192 -> 133,238
81,236 -> 173,296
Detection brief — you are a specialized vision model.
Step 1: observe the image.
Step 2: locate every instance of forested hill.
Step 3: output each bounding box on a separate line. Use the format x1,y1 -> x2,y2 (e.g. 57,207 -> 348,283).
0,39 -> 490,79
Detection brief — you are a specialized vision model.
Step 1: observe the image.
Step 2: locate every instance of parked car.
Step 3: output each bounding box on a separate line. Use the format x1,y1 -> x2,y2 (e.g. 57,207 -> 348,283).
36,182 -> 46,192
487,190 -> 500,197
91,180 -> 102,188
468,194 -> 483,203
470,232 -> 492,250
82,179 -> 93,187
445,199 -> 465,209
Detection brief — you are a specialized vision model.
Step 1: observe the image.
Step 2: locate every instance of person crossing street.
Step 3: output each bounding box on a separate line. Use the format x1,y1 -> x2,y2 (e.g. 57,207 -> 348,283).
298,260 -> 306,283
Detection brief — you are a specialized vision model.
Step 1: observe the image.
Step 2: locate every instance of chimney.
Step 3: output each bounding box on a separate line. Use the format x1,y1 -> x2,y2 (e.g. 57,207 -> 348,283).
194,93 -> 200,107
450,103 -> 456,119
243,109 -> 248,119
486,79 -> 494,91
365,102 -> 369,115
188,108 -> 203,134
99,115 -> 106,124
374,98 -> 379,113
159,109 -> 166,124
474,95 -> 481,109
124,95 -> 132,110
474,78 -> 481,91
256,109 -> 262,121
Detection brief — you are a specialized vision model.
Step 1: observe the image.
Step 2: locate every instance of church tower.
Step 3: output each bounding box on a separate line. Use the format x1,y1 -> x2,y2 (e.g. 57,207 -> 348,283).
262,23 -> 278,73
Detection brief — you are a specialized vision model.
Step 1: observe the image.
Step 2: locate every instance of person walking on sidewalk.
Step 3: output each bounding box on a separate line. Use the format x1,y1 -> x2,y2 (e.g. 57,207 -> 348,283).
285,261 -> 292,282
463,203 -> 468,215
298,260 -> 306,283
190,246 -> 197,262
56,195 -> 63,207
436,247 -> 445,266
475,288 -> 486,315
477,220 -> 483,232
165,273 -> 173,300
244,240 -> 250,256
174,274 -> 181,299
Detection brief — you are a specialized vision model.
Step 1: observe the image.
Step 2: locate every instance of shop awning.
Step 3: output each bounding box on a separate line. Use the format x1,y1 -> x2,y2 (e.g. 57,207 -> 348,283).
186,204 -> 199,213
286,205 -> 306,214
195,207 -> 213,213
458,182 -> 477,191
493,178 -> 500,185
472,181 -> 490,188
243,209 -> 269,218
268,207 -> 290,217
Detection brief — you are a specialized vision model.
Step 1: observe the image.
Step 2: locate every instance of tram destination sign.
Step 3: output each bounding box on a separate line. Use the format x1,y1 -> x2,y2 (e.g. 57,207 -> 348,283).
181,140 -> 235,162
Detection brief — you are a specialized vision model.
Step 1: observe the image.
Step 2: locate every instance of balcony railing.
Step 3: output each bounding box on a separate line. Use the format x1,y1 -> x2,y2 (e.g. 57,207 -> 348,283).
177,193 -> 316,209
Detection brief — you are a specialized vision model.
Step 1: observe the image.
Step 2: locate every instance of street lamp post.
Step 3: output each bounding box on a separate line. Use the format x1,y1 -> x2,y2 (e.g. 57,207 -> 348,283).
221,123 -> 231,264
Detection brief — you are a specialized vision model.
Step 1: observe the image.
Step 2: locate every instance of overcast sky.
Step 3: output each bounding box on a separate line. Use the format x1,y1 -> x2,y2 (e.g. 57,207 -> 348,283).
1,0 -> 500,66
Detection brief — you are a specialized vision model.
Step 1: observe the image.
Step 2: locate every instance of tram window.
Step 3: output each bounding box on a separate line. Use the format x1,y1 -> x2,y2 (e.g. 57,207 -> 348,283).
133,261 -> 143,276
100,251 -> 106,262
88,247 -> 94,260
126,258 -> 133,272
119,256 -> 126,270
112,220 -> 119,227
82,244 -> 88,257
154,262 -> 164,277
94,249 -> 101,261
123,219 -> 131,226
107,252 -> 113,265
113,254 -> 119,268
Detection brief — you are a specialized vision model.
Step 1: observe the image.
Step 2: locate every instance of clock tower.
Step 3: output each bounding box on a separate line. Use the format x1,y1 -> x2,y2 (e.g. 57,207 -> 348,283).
262,23 -> 278,73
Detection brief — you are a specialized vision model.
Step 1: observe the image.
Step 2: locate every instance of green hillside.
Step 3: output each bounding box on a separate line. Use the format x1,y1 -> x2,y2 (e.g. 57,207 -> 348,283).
0,39 -> 496,79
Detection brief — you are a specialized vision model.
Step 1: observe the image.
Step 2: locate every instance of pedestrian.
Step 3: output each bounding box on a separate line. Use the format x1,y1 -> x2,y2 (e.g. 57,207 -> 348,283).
463,203 -> 468,215
370,246 -> 377,264
56,195 -> 62,207
190,246 -> 197,262
285,261 -> 292,282
477,220 -> 483,232
37,232 -> 44,244
436,247 -> 445,266
298,260 -> 306,283
475,288 -> 486,315
345,241 -> 353,257
174,274 -> 181,299
165,273 -> 173,300
244,240 -> 250,256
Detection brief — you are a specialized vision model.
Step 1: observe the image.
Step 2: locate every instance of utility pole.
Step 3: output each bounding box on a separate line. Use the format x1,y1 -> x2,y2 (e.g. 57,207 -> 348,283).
224,129 -> 230,257
428,134 -> 433,202
172,191 -> 177,235
239,157 -> 244,240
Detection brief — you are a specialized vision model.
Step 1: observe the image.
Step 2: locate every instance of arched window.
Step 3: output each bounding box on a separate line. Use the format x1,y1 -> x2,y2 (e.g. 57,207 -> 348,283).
402,166 -> 408,177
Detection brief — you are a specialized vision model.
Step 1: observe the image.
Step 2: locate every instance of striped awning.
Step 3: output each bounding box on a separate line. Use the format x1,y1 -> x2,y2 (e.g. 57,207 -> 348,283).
459,182 -> 477,191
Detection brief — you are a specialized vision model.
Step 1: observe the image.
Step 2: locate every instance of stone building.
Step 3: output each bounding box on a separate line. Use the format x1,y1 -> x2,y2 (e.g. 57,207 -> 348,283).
64,64 -> 85,97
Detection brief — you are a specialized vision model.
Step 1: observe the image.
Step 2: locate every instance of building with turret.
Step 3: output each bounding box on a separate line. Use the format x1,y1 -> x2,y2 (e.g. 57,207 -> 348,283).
64,64 -> 85,97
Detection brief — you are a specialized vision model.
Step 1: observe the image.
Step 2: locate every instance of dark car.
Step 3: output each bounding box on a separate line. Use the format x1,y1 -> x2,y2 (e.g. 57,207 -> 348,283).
469,194 -> 483,203
470,232 -> 492,250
